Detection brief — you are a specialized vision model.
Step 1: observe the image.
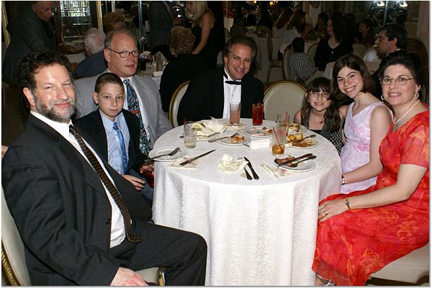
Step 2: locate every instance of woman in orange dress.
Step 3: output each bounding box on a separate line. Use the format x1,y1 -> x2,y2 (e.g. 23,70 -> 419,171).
312,51 -> 429,286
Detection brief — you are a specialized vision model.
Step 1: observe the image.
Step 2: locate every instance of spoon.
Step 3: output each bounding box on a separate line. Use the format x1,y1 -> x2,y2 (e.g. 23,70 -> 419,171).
287,155 -> 316,168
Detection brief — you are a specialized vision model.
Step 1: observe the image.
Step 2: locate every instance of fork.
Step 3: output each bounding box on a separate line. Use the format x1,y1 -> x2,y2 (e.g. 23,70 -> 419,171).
238,157 -> 252,180
148,147 -> 180,160
208,132 -> 239,143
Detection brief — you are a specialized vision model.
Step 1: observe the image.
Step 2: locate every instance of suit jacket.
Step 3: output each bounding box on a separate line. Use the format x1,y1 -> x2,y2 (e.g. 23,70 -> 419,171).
74,109 -> 147,173
177,67 -> 264,123
75,51 -> 107,79
3,6 -> 55,83
148,2 -> 173,49
159,54 -> 207,112
2,115 -> 152,285
74,72 -> 172,148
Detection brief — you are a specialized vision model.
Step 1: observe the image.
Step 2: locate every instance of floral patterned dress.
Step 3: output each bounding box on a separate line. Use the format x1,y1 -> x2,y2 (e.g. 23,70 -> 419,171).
340,101 -> 390,193
312,110 -> 429,286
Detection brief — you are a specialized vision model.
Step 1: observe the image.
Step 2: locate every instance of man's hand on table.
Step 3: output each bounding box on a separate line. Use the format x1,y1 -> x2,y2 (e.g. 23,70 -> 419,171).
111,267 -> 149,286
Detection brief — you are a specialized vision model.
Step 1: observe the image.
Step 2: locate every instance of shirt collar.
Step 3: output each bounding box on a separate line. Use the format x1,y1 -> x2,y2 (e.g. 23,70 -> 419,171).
31,111 -> 71,140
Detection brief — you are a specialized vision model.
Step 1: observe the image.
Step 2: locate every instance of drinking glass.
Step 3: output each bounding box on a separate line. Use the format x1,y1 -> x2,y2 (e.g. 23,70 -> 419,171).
184,121 -> 197,148
276,112 -> 290,131
252,103 -> 264,126
271,126 -> 287,155
230,102 -> 241,125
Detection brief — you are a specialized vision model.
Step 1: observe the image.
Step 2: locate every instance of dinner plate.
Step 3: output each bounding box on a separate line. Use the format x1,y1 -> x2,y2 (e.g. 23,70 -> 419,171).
216,133 -> 251,146
275,159 -> 316,172
149,146 -> 187,162
196,134 -> 218,141
245,126 -> 273,137
286,138 -> 319,149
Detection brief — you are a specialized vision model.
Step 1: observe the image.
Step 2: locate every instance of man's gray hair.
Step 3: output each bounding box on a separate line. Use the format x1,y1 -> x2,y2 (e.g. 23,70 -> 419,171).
84,28 -> 106,55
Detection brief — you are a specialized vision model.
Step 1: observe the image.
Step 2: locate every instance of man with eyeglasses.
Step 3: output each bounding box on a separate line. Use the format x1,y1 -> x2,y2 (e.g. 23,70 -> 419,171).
3,1 -> 56,85
371,23 -> 407,99
75,28 -> 172,148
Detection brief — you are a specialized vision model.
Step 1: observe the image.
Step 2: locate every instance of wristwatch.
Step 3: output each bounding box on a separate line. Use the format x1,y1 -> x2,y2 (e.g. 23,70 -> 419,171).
341,175 -> 346,185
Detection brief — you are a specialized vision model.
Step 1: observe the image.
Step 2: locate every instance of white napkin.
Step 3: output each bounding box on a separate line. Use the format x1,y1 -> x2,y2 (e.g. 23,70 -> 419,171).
170,156 -> 199,169
249,138 -> 271,149
217,155 -> 248,174
261,164 -> 299,179
193,118 -> 226,137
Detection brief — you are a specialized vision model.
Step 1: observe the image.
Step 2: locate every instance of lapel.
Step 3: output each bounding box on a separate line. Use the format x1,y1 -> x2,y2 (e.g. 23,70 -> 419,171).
122,110 -> 140,168
28,115 -> 108,196
90,111 -> 109,159
130,75 -> 156,138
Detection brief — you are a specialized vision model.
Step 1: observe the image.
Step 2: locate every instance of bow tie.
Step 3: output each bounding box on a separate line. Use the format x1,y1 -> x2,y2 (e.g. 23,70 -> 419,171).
224,71 -> 241,85
225,80 -> 241,85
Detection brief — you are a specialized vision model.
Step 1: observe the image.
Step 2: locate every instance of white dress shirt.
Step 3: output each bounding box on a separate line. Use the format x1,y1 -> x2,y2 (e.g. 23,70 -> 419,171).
222,68 -> 242,118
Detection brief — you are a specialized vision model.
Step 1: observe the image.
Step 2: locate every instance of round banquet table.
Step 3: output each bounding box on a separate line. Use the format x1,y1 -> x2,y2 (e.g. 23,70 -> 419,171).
152,119 -> 342,286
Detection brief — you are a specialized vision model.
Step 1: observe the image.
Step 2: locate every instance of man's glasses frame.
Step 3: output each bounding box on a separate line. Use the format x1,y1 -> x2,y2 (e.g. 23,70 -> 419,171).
107,48 -> 140,58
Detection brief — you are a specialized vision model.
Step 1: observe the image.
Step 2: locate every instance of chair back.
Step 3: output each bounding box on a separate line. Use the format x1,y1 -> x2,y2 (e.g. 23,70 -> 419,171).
307,43 -> 318,57
266,32 -> 274,62
353,44 -> 367,57
263,80 -> 306,121
1,186 -> 32,285
282,48 -> 294,80
362,46 -> 380,62
169,81 -> 189,127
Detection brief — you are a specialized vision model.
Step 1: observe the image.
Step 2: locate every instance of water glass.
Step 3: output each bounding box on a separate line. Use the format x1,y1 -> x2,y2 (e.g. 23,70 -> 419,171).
252,103 -> 264,126
184,121 -> 197,149
276,112 -> 290,131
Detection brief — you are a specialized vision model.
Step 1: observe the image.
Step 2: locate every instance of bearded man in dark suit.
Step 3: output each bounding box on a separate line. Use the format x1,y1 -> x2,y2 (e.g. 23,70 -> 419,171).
178,35 -> 264,124
2,51 -> 207,286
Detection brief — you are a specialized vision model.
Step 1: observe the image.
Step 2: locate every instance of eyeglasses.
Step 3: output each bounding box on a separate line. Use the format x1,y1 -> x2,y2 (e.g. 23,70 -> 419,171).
380,76 -> 414,85
107,48 -> 139,58
308,92 -> 330,99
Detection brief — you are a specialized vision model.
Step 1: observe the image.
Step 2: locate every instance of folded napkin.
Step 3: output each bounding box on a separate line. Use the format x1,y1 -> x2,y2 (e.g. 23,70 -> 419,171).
170,156 -> 200,169
193,118 -> 226,137
261,164 -> 299,179
217,155 -> 248,174
249,138 -> 271,149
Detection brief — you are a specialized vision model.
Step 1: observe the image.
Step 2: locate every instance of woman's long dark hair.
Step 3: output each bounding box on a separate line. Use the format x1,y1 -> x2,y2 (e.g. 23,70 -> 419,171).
301,77 -> 343,133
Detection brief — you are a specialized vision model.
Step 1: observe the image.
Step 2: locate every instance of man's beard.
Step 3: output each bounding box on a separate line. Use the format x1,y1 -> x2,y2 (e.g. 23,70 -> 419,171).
34,93 -> 76,123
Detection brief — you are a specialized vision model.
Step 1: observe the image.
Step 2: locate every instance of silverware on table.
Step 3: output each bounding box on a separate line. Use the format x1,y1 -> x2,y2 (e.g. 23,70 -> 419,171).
292,134 -> 316,142
208,132 -> 239,143
275,153 -> 313,167
179,149 -> 216,166
244,167 -> 252,180
244,157 -> 259,180
148,147 -> 180,160
288,155 -> 316,167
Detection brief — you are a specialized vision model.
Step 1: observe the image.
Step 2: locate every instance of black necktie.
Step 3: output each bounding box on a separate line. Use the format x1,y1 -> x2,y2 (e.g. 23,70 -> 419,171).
69,125 -> 141,243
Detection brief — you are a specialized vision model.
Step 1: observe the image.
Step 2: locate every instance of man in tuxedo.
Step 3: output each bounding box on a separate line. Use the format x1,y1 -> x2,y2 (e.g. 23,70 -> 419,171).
2,51 -> 207,286
178,35 -> 264,124
74,28 -> 172,155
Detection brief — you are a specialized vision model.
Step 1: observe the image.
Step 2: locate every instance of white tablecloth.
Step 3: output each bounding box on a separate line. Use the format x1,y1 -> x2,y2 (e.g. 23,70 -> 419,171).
323,61 -> 381,79
152,119 -> 341,285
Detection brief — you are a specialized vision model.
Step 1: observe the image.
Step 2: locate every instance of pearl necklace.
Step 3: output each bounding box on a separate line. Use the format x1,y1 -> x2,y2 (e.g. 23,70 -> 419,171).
393,99 -> 420,125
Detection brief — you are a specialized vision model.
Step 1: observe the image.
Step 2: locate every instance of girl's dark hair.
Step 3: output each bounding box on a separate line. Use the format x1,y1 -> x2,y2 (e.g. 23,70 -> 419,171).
332,54 -> 375,94
301,77 -> 342,133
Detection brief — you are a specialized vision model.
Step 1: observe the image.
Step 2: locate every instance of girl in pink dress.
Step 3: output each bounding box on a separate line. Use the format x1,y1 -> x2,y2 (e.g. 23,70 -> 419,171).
333,54 -> 392,193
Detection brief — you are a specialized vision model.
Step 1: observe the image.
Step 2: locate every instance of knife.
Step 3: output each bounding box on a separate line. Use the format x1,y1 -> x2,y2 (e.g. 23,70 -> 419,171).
276,153 -> 313,167
179,149 -> 216,166
244,157 -> 259,180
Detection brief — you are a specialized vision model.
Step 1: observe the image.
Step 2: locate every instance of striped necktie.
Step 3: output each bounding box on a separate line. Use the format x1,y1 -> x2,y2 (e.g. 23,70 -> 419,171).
123,79 -> 150,155
113,122 -> 128,174
69,125 -> 141,243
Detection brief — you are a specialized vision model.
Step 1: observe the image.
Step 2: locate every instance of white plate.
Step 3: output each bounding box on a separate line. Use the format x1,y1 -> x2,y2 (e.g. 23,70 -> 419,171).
275,159 -> 316,172
216,133 -> 251,146
286,138 -> 319,149
149,146 -> 187,162
245,126 -> 273,137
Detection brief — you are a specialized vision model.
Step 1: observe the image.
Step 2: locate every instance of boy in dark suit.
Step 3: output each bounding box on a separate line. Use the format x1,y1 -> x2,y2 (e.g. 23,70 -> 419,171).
74,73 -> 154,204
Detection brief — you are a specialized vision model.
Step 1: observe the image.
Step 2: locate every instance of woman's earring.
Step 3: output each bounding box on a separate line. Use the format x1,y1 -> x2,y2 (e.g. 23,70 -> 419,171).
414,91 -> 420,99
380,95 -> 384,101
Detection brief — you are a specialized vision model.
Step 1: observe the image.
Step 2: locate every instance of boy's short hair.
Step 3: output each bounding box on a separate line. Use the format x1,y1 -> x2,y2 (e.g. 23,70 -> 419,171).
94,73 -> 124,93
292,37 -> 305,53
